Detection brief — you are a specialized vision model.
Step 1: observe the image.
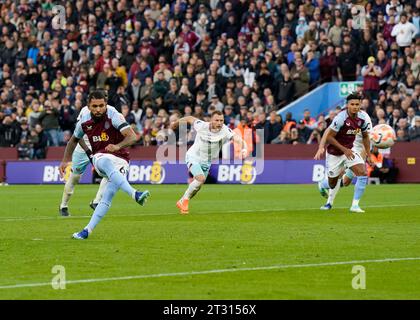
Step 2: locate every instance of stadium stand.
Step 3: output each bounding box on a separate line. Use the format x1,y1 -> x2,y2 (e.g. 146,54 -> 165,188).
0,0 -> 419,156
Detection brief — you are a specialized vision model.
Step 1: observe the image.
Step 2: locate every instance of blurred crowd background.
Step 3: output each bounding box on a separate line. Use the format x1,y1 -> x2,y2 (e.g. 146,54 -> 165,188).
0,0 -> 419,160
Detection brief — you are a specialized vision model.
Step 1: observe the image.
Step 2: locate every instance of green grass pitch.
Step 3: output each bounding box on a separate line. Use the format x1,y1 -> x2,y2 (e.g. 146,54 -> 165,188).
0,183 -> 419,299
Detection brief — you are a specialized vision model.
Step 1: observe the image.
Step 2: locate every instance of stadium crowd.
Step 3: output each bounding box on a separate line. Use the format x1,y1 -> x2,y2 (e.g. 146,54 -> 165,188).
0,0 -> 419,160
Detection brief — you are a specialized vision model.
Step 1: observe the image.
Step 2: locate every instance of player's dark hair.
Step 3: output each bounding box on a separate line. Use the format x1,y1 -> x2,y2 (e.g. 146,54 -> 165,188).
88,89 -> 107,102
346,92 -> 361,102
211,110 -> 223,117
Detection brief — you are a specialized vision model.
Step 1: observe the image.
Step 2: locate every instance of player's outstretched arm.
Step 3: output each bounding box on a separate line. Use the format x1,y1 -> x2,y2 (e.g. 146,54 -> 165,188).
105,127 -> 137,152
59,135 -> 80,178
170,116 -> 197,130
314,127 -> 331,160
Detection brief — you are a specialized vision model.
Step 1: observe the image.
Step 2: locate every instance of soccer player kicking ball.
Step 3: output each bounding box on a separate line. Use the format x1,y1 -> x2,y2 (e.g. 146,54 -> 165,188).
59,90 -> 150,239
314,93 -> 373,213
58,105 -> 109,216
171,111 -> 248,214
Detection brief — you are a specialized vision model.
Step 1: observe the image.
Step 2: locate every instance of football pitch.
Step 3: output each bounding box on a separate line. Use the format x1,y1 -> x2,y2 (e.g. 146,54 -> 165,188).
0,183 -> 419,300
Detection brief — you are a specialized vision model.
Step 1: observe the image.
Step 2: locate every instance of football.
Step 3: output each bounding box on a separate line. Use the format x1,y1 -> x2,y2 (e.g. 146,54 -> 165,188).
370,124 -> 397,149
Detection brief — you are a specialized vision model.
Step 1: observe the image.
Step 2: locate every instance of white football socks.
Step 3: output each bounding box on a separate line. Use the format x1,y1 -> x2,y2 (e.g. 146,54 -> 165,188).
60,173 -> 81,209
183,179 -> 203,200
93,177 -> 108,204
327,179 -> 341,205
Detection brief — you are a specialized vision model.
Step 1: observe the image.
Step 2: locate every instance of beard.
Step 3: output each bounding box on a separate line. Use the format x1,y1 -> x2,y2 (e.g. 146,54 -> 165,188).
91,112 -> 105,122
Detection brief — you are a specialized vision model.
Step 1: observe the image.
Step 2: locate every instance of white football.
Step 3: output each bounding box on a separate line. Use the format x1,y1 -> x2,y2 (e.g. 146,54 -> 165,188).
370,124 -> 396,149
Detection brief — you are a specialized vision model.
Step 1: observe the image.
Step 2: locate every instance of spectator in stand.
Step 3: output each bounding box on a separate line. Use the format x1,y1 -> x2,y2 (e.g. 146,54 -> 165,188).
302,109 -> 317,130
271,130 -> 290,144
376,50 -> 392,88
328,17 -> 343,47
337,42 -> 359,81
277,64 -> 295,108
264,111 -> 282,144
407,107 -> 417,127
408,116 -> 420,141
397,118 -> 410,137
391,12 -> 418,52
305,50 -> 320,85
0,0 -> 419,155
32,124 -> 48,159
282,112 -> 297,135
290,57 -> 310,98
121,104 -> 136,125
296,119 -> 312,143
59,98 -> 77,133
306,129 -> 322,144
16,137 -> 32,160
388,108 -> 402,131
319,44 -> 337,83
362,56 -> 382,102
396,128 -> 409,142
0,112 -> 21,147
180,22 -> 201,51
233,115 -> 254,157
127,77 -> 142,106
367,146 -> 399,183
289,127 -> 301,145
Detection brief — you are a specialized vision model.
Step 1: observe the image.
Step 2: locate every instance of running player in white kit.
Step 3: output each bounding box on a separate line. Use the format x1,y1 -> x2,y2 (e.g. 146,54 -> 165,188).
170,110 -> 248,214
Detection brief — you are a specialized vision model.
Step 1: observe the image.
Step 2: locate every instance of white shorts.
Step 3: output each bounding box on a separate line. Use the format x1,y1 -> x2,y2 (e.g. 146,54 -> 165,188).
326,151 -> 365,178
352,141 -> 367,159
92,153 -> 129,178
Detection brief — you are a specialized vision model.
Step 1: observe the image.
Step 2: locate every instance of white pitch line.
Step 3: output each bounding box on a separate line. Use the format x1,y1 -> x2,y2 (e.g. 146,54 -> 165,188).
1,203 -> 420,222
0,257 -> 419,290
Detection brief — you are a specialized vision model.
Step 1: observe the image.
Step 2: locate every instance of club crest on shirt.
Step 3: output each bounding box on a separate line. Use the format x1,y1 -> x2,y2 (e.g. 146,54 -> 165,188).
86,125 -> 92,130
104,121 -> 110,129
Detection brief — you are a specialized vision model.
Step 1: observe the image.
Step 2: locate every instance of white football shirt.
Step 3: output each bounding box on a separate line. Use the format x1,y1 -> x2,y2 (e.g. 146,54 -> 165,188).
186,119 -> 235,164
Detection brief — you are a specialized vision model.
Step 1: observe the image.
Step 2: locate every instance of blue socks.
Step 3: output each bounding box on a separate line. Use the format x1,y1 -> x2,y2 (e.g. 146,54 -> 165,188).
87,180 -> 118,232
86,156 -> 137,233
352,176 -> 368,206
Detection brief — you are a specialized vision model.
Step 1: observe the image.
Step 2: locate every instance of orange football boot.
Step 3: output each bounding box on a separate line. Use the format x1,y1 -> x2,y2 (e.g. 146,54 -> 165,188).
176,198 -> 189,215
